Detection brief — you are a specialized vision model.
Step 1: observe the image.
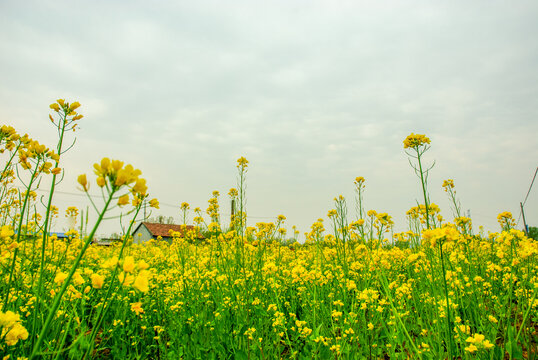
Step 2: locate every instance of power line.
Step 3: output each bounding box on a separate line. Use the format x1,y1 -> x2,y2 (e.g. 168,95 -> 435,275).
517,166 -> 537,226
522,166 -> 537,206
15,186 -> 277,220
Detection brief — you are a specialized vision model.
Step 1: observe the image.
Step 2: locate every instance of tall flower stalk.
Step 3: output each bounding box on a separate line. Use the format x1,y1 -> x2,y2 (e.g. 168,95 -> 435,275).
30,157 -> 151,359
34,100 -> 82,332
3,138 -> 59,309
404,133 -> 434,229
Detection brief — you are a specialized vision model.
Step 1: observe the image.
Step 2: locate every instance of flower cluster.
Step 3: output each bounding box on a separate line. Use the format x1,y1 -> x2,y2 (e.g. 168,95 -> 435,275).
442,179 -> 455,191
237,156 -> 249,169
497,211 -> 516,230
421,225 -> 461,248
464,333 -> 494,353
0,310 -> 29,346
78,157 -> 158,208
403,133 -> 431,149
49,99 -> 83,131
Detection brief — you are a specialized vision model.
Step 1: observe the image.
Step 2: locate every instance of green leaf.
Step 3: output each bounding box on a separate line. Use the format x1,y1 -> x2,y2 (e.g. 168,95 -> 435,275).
234,349 -> 248,360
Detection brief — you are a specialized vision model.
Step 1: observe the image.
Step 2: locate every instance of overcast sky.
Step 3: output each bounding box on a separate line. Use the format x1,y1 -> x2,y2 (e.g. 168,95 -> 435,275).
1,0 -> 537,238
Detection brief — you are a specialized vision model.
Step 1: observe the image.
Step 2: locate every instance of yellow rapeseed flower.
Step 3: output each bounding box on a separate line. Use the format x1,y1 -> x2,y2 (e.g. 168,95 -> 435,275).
54,272 -> 68,285
0,310 -> 29,346
96,176 -> 106,187
149,198 -> 159,209
0,225 -> 14,239
77,174 -> 89,191
134,271 -> 150,292
91,273 -> 105,289
117,194 -> 129,206
403,133 -> 431,149
237,156 -> 249,168
130,302 -> 144,315
123,256 -> 136,273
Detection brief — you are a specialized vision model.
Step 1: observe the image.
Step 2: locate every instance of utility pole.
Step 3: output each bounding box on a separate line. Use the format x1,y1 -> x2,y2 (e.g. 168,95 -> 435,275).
520,202 -> 529,236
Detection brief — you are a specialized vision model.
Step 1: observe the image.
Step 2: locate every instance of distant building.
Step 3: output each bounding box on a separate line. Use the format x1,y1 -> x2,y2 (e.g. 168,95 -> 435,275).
131,222 -> 203,244
49,232 -> 69,240
93,238 -> 118,246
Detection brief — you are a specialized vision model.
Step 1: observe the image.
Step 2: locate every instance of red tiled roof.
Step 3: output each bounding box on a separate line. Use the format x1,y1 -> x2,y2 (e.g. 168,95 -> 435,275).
141,222 -> 203,238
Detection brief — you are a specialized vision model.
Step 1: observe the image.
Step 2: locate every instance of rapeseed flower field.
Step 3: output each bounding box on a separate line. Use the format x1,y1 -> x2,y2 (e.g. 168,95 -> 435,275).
0,100 -> 536,359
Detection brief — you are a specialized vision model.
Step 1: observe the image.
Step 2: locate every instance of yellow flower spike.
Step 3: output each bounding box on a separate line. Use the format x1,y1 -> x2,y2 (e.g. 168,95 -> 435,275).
117,194 -> 129,206
228,188 -> 238,197
118,272 -> 134,286
54,272 -> 68,284
134,271 -> 149,292
69,101 -> 81,111
91,273 -> 105,289
464,344 -> 478,353
50,152 -> 60,162
137,260 -> 149,270
123,256 -> 135,273
73,273 -> 85,286
96,176 -> 106,187
0,225 -> 14,239
130,302 -> 144,315
0,311 -> 29,346
57,99 -> 65,107
49,103 -> 60,112
115,170 -> 130,187
403,133 -> 431,149
77,174 -> 89,191
442,179 -> 455,190
237,156 -> 249,168
132,195 -> 142,207
111,159 -> 124,173
149,198 -> 159,209
100,158 -> 111,175
132,178 -> 147,196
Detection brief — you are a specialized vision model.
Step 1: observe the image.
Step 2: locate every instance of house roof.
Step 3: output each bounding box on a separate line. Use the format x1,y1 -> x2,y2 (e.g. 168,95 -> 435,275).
49,232 -> 68,238
134,222 -> 203,239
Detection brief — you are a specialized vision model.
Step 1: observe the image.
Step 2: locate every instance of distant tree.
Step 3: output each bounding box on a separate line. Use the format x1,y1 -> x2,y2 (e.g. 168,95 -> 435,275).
148,215 -> 176,225
528,226 -> 538,240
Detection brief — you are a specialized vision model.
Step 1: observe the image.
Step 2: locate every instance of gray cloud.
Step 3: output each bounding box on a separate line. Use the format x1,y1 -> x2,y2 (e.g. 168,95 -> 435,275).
1,0 -> 537,236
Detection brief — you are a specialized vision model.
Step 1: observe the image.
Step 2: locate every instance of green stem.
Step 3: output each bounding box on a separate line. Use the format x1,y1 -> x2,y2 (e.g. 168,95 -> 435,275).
33,110 -> 68,345
30,191 -> 114,360
2,161 -> 41,310
439,241 -> 454,358
83,204 -> 143,358
416,149 -> 430,229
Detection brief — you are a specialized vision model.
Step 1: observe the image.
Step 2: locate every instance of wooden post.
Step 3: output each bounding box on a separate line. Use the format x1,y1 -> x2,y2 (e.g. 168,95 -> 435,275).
520,202 -> 529,236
